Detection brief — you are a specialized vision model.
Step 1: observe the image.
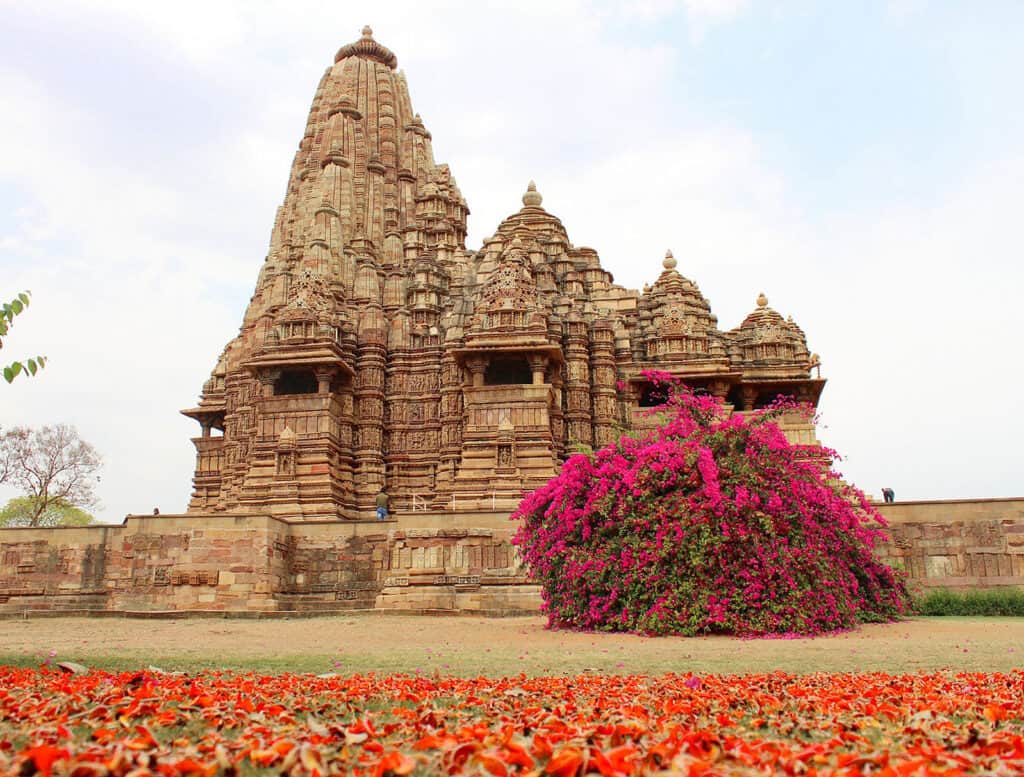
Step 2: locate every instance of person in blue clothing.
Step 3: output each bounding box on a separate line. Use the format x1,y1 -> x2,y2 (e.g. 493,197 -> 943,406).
375,489 -> 390,520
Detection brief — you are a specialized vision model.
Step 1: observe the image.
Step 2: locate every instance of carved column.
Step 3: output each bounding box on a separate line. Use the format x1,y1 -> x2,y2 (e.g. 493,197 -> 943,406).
436,352 -> 463,496
527,354 -> 548,386
549,371 -> 566,461
257,369 -> 280,398
614,332 -> 633,429
466,355 -> 488,387
354,331 -> 387,514
314,367 -> 335,395
589,321 -> 617,449
740,385 -> 757,411
564,318 -> 593,449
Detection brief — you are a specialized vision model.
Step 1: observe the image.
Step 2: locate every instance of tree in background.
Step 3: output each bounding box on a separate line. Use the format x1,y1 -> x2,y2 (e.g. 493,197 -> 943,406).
0,425 -> 101,527
0,496 -> 95,528
1,291 -> 46,384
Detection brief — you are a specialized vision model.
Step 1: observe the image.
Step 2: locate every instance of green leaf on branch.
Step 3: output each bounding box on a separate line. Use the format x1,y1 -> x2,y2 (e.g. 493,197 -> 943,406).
1,291 -> 47,385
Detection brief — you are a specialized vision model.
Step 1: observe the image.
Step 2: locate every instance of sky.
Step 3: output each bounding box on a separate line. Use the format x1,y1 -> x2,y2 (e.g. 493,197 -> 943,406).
1,0 -> 1021,522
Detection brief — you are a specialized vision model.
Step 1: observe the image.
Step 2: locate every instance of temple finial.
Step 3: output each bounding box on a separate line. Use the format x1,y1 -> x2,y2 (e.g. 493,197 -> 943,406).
662,249 -> 677,270
335,25 -> 397,68
522,180 -> 543,208
757,292 -> 768,308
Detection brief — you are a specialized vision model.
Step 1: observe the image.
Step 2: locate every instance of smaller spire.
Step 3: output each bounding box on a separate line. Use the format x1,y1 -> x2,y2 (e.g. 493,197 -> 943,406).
522,180 -> 543,208
663,249 -> 677,270
278,426 -> 297,448
757,292 -> 768,308
362,25 -> 373,37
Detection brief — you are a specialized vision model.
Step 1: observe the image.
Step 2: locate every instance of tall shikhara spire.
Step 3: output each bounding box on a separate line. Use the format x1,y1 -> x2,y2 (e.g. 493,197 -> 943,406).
183,28 -> 824,521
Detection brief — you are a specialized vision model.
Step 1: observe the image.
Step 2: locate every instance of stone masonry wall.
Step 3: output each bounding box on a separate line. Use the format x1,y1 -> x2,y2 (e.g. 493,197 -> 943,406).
0,498 -> 1020,616
874,498 -> 1024,591
0,513 -> 540,615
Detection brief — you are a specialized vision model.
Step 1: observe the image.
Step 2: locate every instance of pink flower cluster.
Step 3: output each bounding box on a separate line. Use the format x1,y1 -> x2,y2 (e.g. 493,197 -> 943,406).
512,372 -> 909,636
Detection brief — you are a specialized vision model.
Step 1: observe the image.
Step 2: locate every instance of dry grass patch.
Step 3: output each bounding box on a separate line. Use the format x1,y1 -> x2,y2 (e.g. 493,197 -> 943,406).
0,614 -> 1021,675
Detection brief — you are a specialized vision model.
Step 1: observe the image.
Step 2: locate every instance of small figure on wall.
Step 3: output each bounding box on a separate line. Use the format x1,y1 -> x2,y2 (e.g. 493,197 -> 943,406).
376,489 -> 390,521
882,487 -> 895,503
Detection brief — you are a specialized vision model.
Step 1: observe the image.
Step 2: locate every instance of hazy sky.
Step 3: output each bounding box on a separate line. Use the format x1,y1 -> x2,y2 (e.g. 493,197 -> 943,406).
2,0 -> 1021,522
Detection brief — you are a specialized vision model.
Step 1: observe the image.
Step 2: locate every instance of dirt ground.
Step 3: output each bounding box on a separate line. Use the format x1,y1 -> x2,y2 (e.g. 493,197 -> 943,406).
1,615 -> 1021,676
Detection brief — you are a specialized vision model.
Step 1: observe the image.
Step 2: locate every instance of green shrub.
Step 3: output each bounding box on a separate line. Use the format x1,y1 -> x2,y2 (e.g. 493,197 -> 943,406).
915,588 -> 1024,616
513,373 -> 909,636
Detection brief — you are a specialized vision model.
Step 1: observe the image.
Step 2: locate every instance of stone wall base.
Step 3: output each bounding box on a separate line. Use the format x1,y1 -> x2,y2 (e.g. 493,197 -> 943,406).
1,498 -> 1021,616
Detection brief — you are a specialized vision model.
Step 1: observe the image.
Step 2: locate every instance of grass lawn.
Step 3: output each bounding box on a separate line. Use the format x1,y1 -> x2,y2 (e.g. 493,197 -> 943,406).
0,614 -> 1021,675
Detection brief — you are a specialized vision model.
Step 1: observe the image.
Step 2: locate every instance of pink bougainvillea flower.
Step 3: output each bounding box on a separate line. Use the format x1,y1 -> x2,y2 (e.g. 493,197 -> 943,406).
513,371 -> 909,637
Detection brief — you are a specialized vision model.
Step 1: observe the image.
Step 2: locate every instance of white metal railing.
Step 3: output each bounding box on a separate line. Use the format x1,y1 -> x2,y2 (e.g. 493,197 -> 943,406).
402,490 -> 524,513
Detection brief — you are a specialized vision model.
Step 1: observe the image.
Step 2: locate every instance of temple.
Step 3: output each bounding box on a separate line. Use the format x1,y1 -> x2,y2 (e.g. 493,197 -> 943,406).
181,27 -> 825,520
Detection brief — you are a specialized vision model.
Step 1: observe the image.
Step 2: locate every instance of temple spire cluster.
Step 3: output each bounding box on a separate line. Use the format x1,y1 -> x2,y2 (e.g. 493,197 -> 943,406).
182,28 -> 825,519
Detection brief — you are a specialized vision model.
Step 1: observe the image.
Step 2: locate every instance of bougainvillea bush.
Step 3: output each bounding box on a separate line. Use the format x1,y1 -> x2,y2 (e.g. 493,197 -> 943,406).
513,372 -> 909,636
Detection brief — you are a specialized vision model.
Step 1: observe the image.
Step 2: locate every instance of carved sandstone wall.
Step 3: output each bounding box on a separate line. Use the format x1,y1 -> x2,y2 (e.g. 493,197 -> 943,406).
0,514 -> 537,615
0,498 -> 1020,616
875,498 -> 1024,591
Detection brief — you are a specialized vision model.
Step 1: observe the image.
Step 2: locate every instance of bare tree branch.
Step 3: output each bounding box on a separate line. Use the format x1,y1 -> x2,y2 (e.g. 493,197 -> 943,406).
0,425 -> 102,527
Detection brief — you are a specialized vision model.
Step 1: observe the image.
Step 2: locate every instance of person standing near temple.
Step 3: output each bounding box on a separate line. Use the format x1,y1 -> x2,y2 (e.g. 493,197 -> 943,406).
882,487 -> 895,503
376,489 -> 390,521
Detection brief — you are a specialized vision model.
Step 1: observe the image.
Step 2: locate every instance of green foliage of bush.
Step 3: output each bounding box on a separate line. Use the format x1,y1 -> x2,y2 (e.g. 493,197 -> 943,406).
914,588 -> 1024,616
0,497 -> 96,528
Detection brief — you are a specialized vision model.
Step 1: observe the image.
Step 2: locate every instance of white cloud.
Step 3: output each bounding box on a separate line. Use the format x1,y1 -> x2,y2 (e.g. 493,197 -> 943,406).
684,0 -> 750,22
1,1 -> 1021,522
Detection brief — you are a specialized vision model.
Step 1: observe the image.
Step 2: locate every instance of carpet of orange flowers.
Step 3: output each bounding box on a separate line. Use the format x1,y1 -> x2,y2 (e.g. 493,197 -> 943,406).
1,668 -> 1023,776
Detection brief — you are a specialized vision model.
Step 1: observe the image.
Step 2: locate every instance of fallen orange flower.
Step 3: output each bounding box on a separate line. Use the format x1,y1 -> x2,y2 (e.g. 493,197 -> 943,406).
0,669 -> 1021,776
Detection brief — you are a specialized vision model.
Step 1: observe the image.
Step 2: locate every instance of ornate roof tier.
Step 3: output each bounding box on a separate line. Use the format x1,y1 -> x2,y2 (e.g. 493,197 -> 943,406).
334,26 -> 398,68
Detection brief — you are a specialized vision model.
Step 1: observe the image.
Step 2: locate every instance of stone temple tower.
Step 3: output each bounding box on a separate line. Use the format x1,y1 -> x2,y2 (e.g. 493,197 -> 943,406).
182,28 -> 825,520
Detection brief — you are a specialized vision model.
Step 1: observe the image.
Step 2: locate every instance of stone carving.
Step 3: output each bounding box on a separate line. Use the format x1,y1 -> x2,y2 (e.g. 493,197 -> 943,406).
181,28 -> 826,520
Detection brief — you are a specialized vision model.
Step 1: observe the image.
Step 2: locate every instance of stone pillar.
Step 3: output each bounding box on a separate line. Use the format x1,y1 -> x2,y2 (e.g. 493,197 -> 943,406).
354,327 -> 387,514
315,367 -> 334,395
257,369 -> 280,398
614,332 -> 633,426
549,371 -> 566,461
564,317 -> 593,449
435,352 -> 463,497
709,378 -> 731,400
589,321 -> 617,449
466,356 -> 488,387
527,354 -> 548,386
740,385 -> 757,411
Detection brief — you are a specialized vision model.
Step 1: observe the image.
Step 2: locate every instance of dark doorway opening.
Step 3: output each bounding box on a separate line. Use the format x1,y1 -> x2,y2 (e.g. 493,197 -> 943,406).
485,357 -> 532,385
274,370 -> 318,395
